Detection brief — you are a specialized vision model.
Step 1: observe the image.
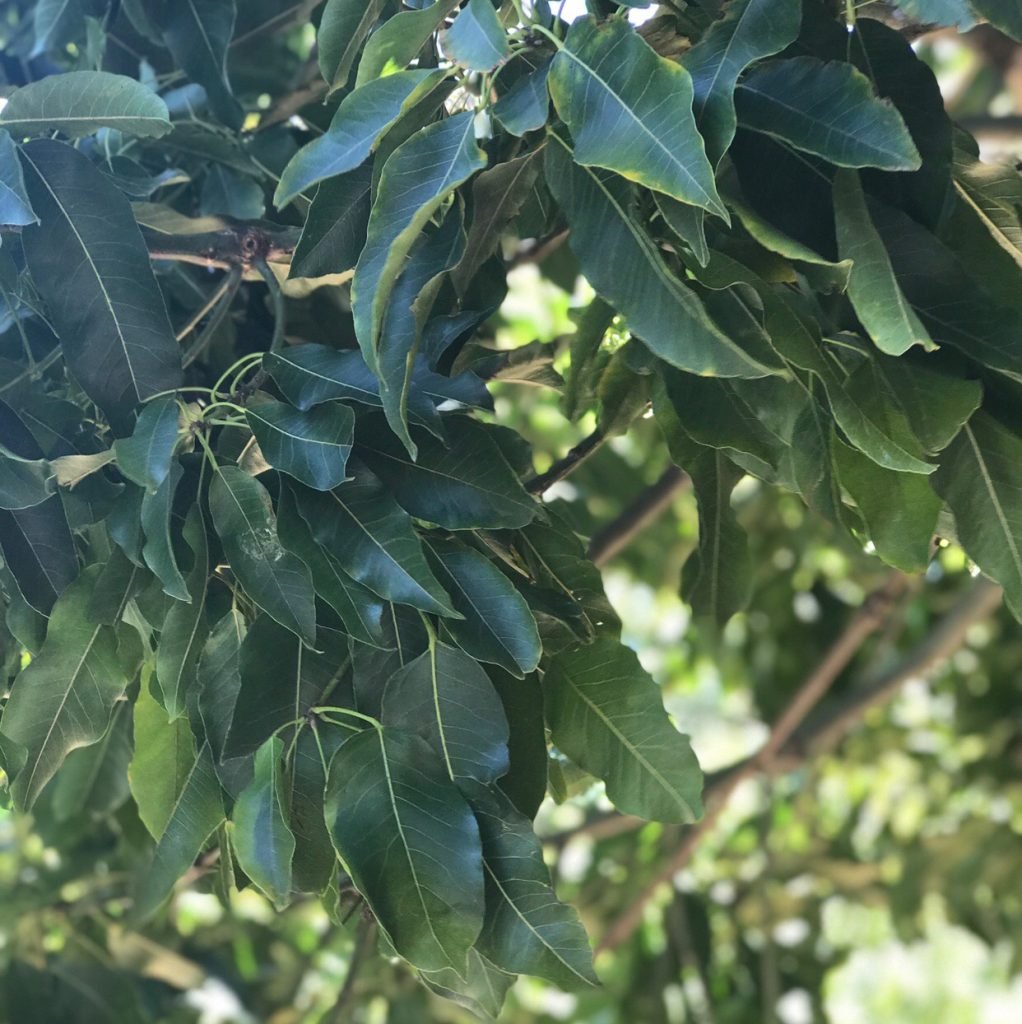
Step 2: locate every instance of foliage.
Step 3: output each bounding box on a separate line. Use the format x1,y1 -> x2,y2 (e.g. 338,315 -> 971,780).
0,0 -> 1021,1020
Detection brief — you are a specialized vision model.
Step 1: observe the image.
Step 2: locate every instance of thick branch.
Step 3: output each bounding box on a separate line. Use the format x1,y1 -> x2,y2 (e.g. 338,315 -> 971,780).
526,428 -> 605,495
140,222 -> 300,270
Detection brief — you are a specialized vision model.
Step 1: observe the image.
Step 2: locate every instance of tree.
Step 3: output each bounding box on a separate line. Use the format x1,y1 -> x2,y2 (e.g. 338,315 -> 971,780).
1,0 -> 1021,1020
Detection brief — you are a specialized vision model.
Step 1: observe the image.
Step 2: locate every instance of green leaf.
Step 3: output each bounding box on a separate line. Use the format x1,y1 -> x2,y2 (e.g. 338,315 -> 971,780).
245,395 -> 354,492
549,17 -> 726,218
419,951 -> 514,1021
931,412 -> 1022,617
682,0 -> 802,167
425,538 -> 541,677
0,72 -> 172,139
351,112 -> 487,369
140,462 -> 189,602
655,191 -> 709,268
289,164 -> 372,281
382,640 -> 509,784
833,170 -> 934,356
32,0 -> 85,56
318,0 -> 388,94
544,137 -> 774,378
543,637 -> 703,822
969,0 -> 1022,40
19,140 -> 182,429
231,736 -> 296,909
472,787 -> 597,989
0,495 -> 78,615
358,418 -> 537,531
0,567 -> 128,810
157,0 -> 241,129
442,0 -> 510,72
323,726 -> 484,971
112,397 -> 180,493
892,0 -> 976,29
735,56 -> 921,171
293,464 -> 457,616
209,467 -> 317,645
274,69 -> 447,208
0,130 -> 38,226
0,451 -> 54,510
489,669 -> 547,819
493,56 -> 551,137
355,0 -> 460,87
196,609 -> 247,769
833,439 -> 940,573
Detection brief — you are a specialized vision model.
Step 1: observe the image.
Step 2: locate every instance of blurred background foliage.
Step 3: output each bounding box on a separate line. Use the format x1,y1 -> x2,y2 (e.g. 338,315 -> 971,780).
2,2 -> 1022,1022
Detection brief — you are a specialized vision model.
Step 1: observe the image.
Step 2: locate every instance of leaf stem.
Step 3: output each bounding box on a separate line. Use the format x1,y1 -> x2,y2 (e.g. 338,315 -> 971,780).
311,706 -> 382,729
255,258 -> 287,355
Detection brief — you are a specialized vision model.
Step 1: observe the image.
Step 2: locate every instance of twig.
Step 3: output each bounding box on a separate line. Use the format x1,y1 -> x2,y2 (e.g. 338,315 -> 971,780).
181,267 -> 243,368
589,466 -> 690,567
328,916 -> 377,1024
525,428 -> 604,495
512,229 -> 570,267
140,222 -> 301,270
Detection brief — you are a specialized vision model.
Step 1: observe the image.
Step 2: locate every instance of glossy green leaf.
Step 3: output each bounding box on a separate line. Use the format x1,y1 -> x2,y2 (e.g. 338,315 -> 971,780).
140,462 -> 188,602
275,69 -> 447,207
293,464 -> 457,616
112,397 -> 179,493
969,0 -> 1022,40
544,137 -> 775,378
196,609 -> 247,769
19,140 -> 181,428
358,418 -> 537,530
0,494 -> 78,615
289,164 -> 372,280
473,787 -> 597,989
442,0 -> 510,72
549,17 -> 725,218
231,736 -> 296,909
682,0 -> 801,167
208,467 -> 317,645
543,637 -> 703,823
833,170 -> 934,356
0,451 -> 54,510
735,56 -> 921,171
490,669 -> 547,819
351,112 -> 486,369
655,191 -> 709,267
932,412 -> 1022,617
319,0 -> 388,93
0,567 -> 128,810
419,950 -> 514,1021
355,0 -> 460,87
0,130 -> 38,226
0,72 -> 171,139
323,726 -> 484,971
382,640 -> 509,784
493,56 -> 551,136
426,538 -> 541,677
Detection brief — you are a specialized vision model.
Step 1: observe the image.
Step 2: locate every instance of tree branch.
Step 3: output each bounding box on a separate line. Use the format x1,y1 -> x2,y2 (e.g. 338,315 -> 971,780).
328,916 -> 377,1024
140,222 -> 300,270
525,428 -> 605,495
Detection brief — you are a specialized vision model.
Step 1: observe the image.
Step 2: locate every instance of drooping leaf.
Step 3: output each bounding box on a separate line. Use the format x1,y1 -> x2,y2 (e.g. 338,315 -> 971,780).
351,112 -> 487,369
318,0 -> 388,94
549,17 -> 726,218
489,669 -> 547,819
355,0 -> 460,87
442,0 -> 510,72
274,69 -> 447,207
0,567 -> 128,810
0,451 -> 54,511
544,137 -> 775,378
292,464 -> 457,616
196,609 -> 247,769
208,467 -> 317,645
472,787 -> 597,990
140,462 -> 189,602
833,170 -> 934,356
493,56 -> 551,136
735,56 -> 921,171
0,72 -> 172,139
382,640 -> 510,785
349,602 -> 428,717
0,130 -> 38,226
231,736 -> 296,909
682,0 -> 802,167
419,950 -> 515,1021
112,397 -> 180,493
19,140 -> 182,429
323,726 -> 485,971
543,637 -> 704,823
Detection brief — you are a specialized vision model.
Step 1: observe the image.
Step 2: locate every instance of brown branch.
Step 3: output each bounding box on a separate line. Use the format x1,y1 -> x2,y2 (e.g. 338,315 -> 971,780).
525,428 -> 605,495
328,916 -> 377,1024
512,229 -> 570,267
589,465 -> 690,567
140,222 -> 300,270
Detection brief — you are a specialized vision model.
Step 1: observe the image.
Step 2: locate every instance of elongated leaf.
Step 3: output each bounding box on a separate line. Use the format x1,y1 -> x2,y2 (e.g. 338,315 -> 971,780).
293,464 -> 457,616
32,0 -> 85,56
382,641 -> 509,784
350,602 -> 428,717
543,637 -> 703,822
682,0 -> 802,167
0,496 -> 77,615
351,112 -> 486,369
158,0 -> 241,129
19,140 -> 182,428
426,539 -> 541,677
0,72 -> 171,139
208,467 -> 317,645
275,69 -> 447,207
319,0 -> 388,93
833,170 -> 934,356
355,0 -> 460,87
324,726 -> 484,971
735,56 -> 921,171
932,412 -> 1022,617
0,130 -> 38,226
549,17 -> 724,217
0,452 -> 54,511
196,609 -> 246,760
113,397 -> 179,493
289,164 -> 372,280
231,736 -> 296,909
442,0 -> 510,72
140,462 -> 188,602
493,56 -> 551,136
544,138 -> 775,378
472,788 -> 596,989
419,951 -> 514,1021
358,418 -> 537,530
245,395 -> 353,491
0,567 -> 127,810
